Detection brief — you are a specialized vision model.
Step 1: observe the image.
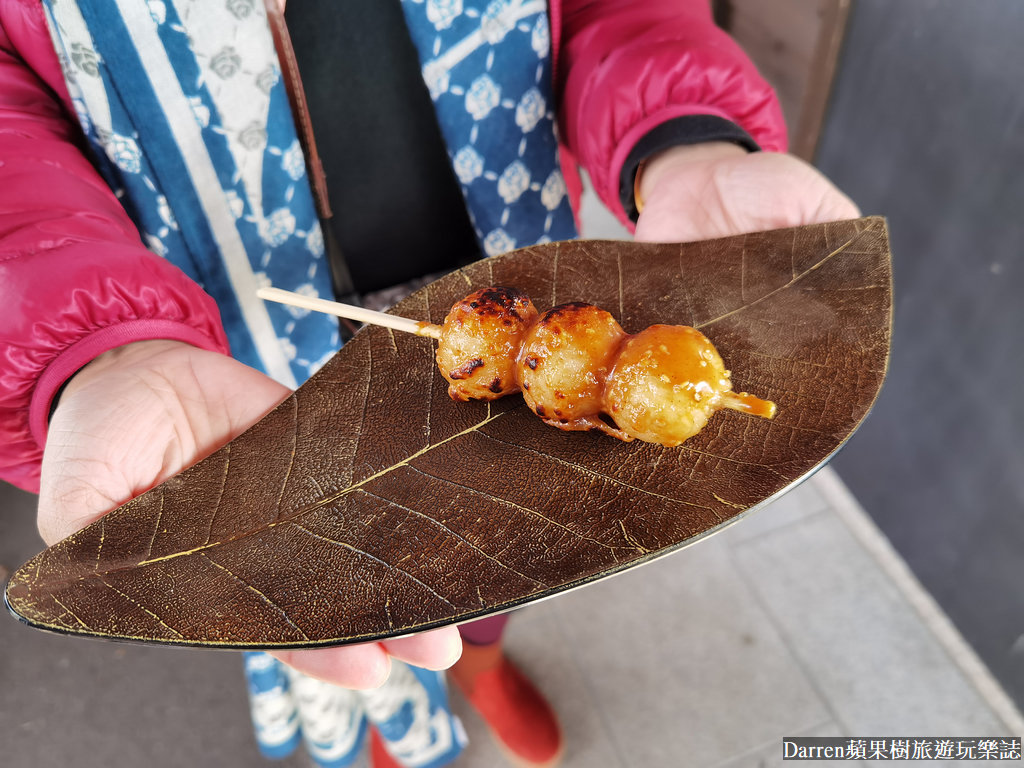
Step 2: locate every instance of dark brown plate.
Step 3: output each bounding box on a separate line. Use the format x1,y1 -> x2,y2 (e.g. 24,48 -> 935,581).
5,217 -> 892,648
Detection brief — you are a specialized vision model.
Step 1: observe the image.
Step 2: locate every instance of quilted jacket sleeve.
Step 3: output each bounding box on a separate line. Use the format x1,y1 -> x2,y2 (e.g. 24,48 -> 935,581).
0,5 -> 229,493
555,0 -> 789,227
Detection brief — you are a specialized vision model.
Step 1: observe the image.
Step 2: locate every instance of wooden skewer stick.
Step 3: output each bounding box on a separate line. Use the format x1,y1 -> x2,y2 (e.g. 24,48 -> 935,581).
261,286 -> 776,421
257,286 -> 442,339
721,390 -> 777,419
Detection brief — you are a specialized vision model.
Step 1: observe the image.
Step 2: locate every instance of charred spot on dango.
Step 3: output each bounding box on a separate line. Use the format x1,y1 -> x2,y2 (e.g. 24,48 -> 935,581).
517,303 -> 626,427
475,287 -> 534,320
448,358 -> 484,380
436,287 -> 538,401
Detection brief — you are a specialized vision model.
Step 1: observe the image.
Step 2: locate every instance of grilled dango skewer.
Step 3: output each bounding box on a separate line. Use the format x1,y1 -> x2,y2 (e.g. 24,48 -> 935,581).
258,286 -> 776,447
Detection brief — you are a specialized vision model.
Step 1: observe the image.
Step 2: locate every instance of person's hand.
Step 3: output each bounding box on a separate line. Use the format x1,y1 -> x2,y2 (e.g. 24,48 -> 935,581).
39,339 -> 462,688
633,142 -> 859,243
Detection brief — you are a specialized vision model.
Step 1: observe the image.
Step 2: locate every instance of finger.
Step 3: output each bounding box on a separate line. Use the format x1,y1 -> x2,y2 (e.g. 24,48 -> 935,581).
380,625 -> 463,671
811,186 -> 861,224
773,155 -> 861,226
634,198 -> 725,244
271,642 -> 392,690
38,343 -> 291,545
634,206 -> 701,243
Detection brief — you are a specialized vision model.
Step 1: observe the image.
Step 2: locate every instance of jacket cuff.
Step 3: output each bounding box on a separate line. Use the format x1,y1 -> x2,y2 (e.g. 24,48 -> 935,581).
28,320 -> 230,453
619,114 -> 760,222
0,237 -> 233,492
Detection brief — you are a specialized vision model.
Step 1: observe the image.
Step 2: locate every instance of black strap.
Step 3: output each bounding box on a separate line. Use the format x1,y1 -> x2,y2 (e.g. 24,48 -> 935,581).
619,114 -> 760,222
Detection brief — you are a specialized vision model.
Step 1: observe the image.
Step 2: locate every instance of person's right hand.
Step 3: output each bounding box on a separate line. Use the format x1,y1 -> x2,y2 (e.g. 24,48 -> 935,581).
39,339 -> 462,688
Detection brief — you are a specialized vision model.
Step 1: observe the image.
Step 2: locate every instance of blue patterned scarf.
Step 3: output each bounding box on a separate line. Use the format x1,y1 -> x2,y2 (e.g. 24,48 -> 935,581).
399,0 -> 577,256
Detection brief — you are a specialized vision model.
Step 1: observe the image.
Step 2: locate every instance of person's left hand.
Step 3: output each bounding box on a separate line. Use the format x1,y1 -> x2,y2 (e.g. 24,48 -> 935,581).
633,142 -> 859,243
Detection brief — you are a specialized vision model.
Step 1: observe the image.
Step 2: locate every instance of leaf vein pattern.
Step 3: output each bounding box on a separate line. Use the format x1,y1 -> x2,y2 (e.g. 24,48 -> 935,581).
205,443 -> 231,545
51,596 -> 90,630
274,398 -> 299,521
199,553 -> 309,640
746,350 -> 835,370
402,463 -> 617,553
352,339 -> 373,472
616,248 -> 624,321
479,431 -> 714,511
287,521 -> 456,608
696,232 -> 864,330
113,412 -> 509,574
95,517 -> 105,569
98,578 -> 184,638
357,488 -> 550,590
679,446 -> 787,479
678,243 -> 697,327
144,489 -> 165,561
550,241 -> 559,307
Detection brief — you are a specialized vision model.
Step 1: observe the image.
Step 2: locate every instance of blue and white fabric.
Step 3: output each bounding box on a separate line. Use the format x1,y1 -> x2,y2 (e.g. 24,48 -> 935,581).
41,0 -> 339,388
284,663 -> 369,768
363,662 -> 468,768
243,651 -> 304,760
242,652 -> 465,768
400,0 -> 578,255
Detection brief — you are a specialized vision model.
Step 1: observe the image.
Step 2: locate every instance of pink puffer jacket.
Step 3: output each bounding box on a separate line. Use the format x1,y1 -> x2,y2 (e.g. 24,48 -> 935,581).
0,0 -> 786,492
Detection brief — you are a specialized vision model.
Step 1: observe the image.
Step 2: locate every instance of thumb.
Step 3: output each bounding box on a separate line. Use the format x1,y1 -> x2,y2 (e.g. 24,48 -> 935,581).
35,340 -> 289,545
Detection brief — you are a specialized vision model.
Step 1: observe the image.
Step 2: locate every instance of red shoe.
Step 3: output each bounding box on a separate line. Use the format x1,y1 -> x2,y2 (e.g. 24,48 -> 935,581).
369,726 -> 402,768
450,642 -> 563,768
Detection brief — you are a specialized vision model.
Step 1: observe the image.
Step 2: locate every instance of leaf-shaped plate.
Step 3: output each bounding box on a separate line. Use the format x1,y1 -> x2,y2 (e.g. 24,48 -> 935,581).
5,217 -> 892,648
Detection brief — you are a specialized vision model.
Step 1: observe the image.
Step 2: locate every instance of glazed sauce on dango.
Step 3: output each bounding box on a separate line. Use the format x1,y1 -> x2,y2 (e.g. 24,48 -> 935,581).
720,390 -> 777,419
603,325 -> 775,446
517,303 -> 626,429
435,288 -> 775,446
